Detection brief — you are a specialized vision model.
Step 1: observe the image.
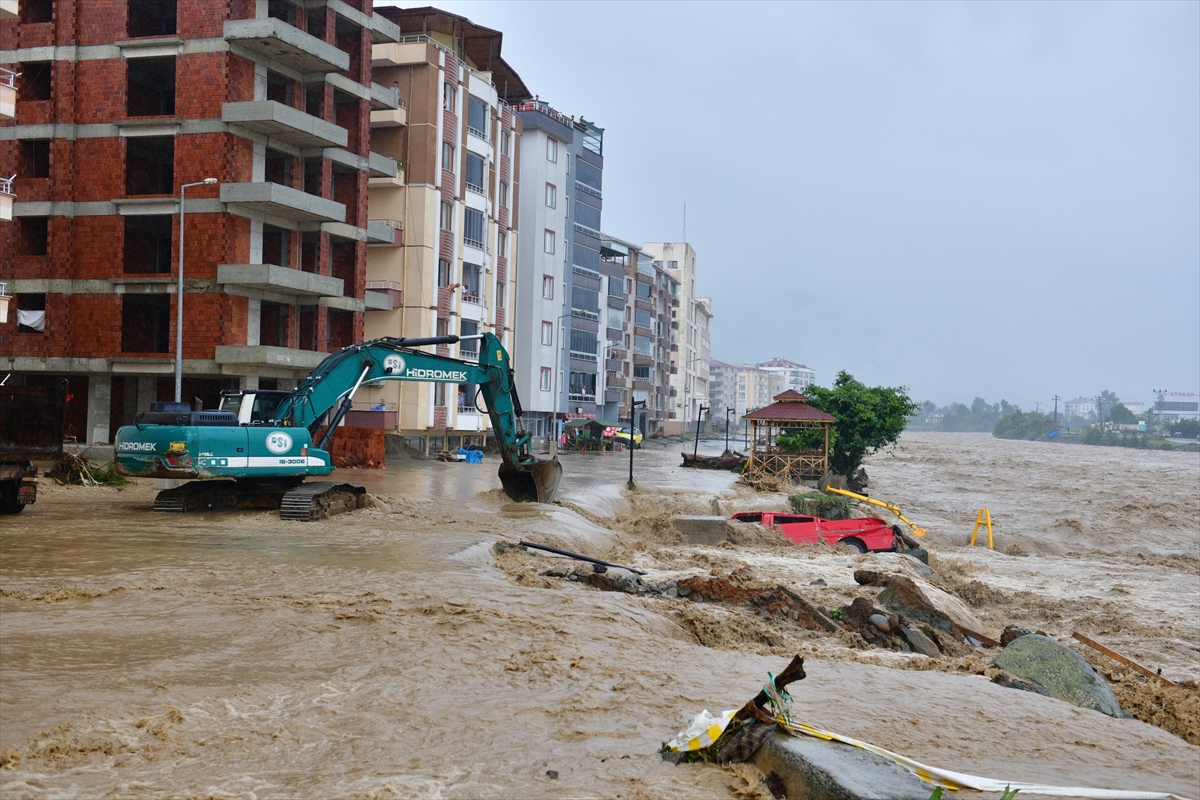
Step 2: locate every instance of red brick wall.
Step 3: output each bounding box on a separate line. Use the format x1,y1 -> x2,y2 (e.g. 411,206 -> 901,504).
329,425 -> 385,468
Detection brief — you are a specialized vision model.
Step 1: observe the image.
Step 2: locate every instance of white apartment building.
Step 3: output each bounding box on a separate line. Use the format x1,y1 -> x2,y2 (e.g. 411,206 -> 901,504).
511,107 -> 571,438
644,242 -> 711,434
1064,397 -> 1097,420
757,358 -> 815,393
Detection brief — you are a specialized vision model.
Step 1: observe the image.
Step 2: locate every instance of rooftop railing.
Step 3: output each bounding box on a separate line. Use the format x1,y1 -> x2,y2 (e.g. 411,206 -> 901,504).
0,175 -> 14,195
0,67 -> 18,88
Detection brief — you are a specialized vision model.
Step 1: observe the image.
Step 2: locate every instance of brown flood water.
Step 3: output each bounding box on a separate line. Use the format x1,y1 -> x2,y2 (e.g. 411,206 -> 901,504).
0,432 -> 1197,798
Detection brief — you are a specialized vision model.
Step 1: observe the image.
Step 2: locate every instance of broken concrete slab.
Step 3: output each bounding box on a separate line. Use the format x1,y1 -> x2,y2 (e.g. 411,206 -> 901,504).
876,575 -> 984,635
672,515 -> 728,545
752,731 -> 930,799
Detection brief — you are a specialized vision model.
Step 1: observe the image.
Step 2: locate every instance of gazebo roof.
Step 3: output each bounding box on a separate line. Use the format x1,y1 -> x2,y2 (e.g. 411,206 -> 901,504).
743,390 -> 837,422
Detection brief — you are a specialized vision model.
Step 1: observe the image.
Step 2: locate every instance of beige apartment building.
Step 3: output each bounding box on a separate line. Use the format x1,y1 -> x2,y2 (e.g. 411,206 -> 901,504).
643,241 -> 710,435
363,7 -> 530,450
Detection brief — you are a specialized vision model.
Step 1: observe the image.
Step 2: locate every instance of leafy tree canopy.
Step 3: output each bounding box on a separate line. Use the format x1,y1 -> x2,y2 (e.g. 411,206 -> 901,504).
1108,403 -> 1137,425
800,371 -> 919,478
993,411 -> 1048,440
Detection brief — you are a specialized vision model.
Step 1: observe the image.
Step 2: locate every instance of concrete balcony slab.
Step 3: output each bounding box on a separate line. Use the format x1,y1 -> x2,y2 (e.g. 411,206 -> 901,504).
223,101 -> 347,148
364,290 -> 394,311
370,107 -> 407,128
217,263 -> 345,298
221,182 -> 345,223
0,0 -> 17,20
368,151 -> 399,178
370,82 -> 400,110
366,219 -> 401,245
1,83 -> 15,119
224,18 -> 349,74
215,345 -> 328,372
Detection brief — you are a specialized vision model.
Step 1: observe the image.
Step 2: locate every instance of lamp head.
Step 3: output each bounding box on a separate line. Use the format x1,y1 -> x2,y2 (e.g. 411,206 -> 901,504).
202,178 -> 217,184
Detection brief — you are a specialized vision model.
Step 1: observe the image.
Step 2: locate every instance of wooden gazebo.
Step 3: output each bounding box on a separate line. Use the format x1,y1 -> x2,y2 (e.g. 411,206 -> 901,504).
743,390 -> 837,486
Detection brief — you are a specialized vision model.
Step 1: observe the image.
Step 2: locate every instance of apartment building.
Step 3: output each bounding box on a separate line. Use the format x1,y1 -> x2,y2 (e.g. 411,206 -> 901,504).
507,98 -> 604,439
1,0 -> 397,444
643,241 -> 710,434
598,235 -> 677,435
363,7 -> 528,449
758,357 -> 814,394
708,358 -> 736,420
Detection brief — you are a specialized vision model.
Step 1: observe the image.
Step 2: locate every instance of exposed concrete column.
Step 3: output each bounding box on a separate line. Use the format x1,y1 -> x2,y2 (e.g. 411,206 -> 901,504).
240,375 -> 259,391
246,298 -> 262,345
87,373 -> 112,444
136,376 -> 157,414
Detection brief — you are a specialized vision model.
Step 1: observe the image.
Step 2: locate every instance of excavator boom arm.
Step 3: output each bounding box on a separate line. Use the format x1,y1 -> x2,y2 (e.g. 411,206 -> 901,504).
824,486 -> 925,537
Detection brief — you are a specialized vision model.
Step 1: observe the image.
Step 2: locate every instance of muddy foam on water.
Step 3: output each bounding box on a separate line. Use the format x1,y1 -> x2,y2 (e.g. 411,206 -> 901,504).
1,433 -> 1196,797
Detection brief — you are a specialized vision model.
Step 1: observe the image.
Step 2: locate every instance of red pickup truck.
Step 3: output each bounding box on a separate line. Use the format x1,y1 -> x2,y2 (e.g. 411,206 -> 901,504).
730,511 -> 898,553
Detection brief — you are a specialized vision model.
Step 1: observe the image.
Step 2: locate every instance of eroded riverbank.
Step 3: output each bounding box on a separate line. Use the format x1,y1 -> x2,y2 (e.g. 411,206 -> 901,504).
1,432 -> 1196,798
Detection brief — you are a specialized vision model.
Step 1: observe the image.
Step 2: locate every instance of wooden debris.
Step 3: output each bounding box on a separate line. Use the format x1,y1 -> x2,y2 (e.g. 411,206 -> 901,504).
1072,631 -> 1176,687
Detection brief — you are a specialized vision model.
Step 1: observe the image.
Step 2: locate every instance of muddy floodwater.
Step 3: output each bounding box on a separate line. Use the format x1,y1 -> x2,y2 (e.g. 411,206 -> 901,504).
1,432 -> 1197,798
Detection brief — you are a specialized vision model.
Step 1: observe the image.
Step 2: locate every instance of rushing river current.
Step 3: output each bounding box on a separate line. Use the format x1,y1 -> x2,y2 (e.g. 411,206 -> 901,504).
1,432 -> 1197,798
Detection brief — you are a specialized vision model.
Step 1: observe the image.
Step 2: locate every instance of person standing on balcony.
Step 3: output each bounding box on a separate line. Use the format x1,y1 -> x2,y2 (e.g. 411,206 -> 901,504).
391,81 -> 402,106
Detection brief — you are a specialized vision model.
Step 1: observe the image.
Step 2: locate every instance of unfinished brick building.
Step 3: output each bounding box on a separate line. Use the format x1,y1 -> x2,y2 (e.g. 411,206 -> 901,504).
0,0 -> 401,444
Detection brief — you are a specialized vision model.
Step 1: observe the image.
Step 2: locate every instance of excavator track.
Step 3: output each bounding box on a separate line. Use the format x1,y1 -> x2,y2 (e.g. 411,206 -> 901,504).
278,481 -> 367,521
153,478 -> 306,514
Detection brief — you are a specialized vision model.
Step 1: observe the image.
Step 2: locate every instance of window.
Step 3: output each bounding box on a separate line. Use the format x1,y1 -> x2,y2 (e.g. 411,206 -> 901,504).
540,368 -> 552,392
498,180 -> 507,208
496,282 -> 505,308
543,229 -> 555,254
21,62 -> 52,102
458,384 -> 476,411
634,365 -> 651,379
566,331 -> 595,357
463,208 -> 484,248
20,140 -> 50,179
443,82 -> 455,111
569,244 -> 600,274
438,258 -> 452,287
125,135 -> 174,195
459,320 -> 479,361
441,142 -> 455,173
436,317 -> 449,337
542,275 -> 554,300
607,275 -> 622,297
465,152 -> 485,194
127,56 -> 175,116
16,294 -> 46,334
546,137 -> 557,163
635,281 -> 652,299
265,69 -> 293,106
123,215 -> 172,273
541,321 -> 553,346
634,335 -> 653,356
606,307 -> 623,331
571,287 -> 599,318
21,0 -> 52,24
467,95 -> 488,139
262,224 -> 289,267
668,260 -> 678,269
121,294 -> 170,353
501,130 -> 510,155
635,308 -> 652,328
569,371 -> 596,396
497,230 -> 506,258
462,263 -> 482,302
440,201 -> 453,231
434,382 -> 446,407
258,301 -> 287,348
265,147 -> 292,187
19,217 -> 48,256
575,156 -> 602,192
574,201 -> 601,232
545,183 -> 556,208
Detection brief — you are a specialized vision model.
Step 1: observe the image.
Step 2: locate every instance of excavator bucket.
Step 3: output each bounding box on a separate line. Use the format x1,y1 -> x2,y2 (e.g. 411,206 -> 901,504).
498,456 -> 562,504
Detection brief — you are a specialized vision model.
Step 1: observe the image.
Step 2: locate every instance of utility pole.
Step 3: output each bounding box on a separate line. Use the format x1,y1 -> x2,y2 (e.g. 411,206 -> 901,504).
1096,395 -> 1104,428
1053,395 -> 1060,424
1034,402 -> 1041,414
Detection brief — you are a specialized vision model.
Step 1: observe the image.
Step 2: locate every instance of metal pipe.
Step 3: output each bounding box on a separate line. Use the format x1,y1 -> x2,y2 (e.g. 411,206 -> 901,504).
517,540 -> 646,575
174,178 -> 217,402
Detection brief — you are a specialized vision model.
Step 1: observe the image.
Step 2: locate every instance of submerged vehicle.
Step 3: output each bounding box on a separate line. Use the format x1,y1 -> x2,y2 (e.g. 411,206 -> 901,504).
0,379 -> 67,513
114,333 -> 561,520
614,427 -> 643,447
729,511 -> 899,553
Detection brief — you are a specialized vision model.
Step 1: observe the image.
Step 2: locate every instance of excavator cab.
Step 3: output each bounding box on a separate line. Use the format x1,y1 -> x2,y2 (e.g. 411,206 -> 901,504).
219,390 -> 291,424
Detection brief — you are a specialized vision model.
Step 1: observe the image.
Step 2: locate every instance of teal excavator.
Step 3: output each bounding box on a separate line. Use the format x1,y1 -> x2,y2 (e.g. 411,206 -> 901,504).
113,333 -> 562,520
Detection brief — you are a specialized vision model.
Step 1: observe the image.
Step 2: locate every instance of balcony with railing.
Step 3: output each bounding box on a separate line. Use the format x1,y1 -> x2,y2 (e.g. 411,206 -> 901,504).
370,98 -> 407,129
570,349 -> 598,363
571,307 -> 599,321
0,174 -> 13,222
462,290 -> 482,305
367,218 -> 403,246
572,265 -> 600,280
513,99 -> 576,129
568,392 -> 596,403
459,347 -> 479,362
0,67 -> 16,120
345,401 -> 397,430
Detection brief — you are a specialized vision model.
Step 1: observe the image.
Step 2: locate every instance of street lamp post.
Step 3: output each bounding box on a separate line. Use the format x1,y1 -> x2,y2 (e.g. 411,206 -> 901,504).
692,403 -> 708,461
175,178 -> 217,403
627,397 -> 646,491
725,407 -> 734,454
549,311 -> 575,456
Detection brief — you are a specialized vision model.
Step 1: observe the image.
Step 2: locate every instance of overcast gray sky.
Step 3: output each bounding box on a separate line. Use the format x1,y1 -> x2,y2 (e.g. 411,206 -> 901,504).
388,1 -> 1199,409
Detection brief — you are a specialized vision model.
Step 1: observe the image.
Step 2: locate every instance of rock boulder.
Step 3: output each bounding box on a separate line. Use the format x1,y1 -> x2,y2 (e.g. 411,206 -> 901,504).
992,634 -> 1130,718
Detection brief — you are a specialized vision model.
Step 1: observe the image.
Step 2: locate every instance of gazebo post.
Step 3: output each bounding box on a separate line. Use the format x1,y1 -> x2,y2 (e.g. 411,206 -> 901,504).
824,422 -> 830,475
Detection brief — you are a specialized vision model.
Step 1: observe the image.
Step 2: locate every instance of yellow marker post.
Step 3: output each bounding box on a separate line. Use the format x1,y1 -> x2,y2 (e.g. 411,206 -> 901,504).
969,508 -> 993,549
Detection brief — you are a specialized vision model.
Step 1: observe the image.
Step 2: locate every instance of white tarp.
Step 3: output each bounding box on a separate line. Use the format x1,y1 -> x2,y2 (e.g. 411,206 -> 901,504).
17,309 -> 45,331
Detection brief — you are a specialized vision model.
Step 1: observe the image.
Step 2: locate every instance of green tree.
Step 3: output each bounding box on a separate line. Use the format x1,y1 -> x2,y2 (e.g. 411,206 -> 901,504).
802,371 -> 919,479
1108,403 -> 1136,425
993,411 -> 1048,440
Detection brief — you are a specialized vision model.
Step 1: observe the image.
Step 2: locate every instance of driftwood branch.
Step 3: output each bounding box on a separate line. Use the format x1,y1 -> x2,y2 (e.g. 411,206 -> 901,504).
733,655 -> 806,724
